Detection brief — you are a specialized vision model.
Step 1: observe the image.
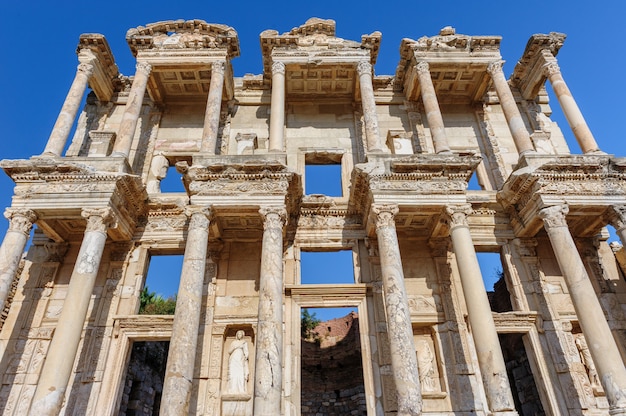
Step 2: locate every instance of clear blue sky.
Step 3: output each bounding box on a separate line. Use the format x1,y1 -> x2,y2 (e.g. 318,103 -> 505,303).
1,1 -> 624,320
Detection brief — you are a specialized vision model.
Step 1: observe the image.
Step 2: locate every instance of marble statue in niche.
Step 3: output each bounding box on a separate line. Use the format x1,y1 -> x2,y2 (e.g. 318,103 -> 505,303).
227,330 -> 249,394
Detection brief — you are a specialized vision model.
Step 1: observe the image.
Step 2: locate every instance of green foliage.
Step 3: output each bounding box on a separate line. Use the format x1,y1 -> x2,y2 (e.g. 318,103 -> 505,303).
301,308 -> 321,339
139,286 -> 176,315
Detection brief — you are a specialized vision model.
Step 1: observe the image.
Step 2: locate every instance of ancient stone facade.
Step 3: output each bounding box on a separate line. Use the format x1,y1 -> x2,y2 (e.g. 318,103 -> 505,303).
0,17 -> 626,415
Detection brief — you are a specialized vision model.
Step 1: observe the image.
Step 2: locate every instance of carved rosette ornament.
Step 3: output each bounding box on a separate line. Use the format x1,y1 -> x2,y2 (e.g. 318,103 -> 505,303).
77,62 -> 95,78
543,62 -> 561,77
5,209 -> 37,236
538,204 -> 569,229
356,61 -> 372,76
486,60 -> 504,76
271,61 -> 285,75
135,61 -> 153,77
415,61 -> 430,75
445,204 -> 472,230
211,60 -> 225,76
82,208 -> 115,233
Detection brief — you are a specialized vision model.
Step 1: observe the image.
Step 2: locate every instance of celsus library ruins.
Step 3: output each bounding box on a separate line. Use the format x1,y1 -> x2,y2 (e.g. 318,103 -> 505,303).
1,17 -> 626,416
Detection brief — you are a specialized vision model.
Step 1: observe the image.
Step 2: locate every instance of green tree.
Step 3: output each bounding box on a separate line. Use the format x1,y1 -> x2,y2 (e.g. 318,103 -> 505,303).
139,286 -> 177,315
301,308 -> 321,339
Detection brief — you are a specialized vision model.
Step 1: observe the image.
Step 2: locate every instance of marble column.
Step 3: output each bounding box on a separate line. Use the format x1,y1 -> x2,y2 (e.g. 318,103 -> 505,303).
200,61 -> 226,154
0,209 -> 37,312
372,204 -> 422,415
445,205 -> 516,414
415,62 -> 451,154
269,62 -> 285,152
42,62 -> 94,156
543,63 -> 600,154
161,207 -> 212,415
356,61 -> 383,152
608,205 -> 626,248
253,206 -> 286,416
29,208 -> 113,416
539,205 -> 626,414
486,61 -> 535,155
112,61 -> 152,158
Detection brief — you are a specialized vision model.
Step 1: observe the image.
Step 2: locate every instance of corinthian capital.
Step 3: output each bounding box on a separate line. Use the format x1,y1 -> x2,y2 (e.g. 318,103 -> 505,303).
185,206 -> 213,230
445,204 -> 473,229
211,60 -> 226,76
415,61 -> 430,75
486,60 -> 504,76
135,61 -> 153,76
271,61 -> 285,75
607,205 -> 626,231
259,206 -> 287,230
4,208 -> 37,235
77,62 -> 95,78
538,204 -> 569,229
356,61 -> 372,76
543,62 -> 561,77
82,208 -> 115,233
372,204 -> 399,229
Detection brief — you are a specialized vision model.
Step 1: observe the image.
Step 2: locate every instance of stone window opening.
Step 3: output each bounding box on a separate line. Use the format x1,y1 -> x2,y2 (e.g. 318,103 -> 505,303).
476,251 -> 514,313
139,253 -> 183,315
147,154 -> 190,193
300,250 -> 355,284
303,151 -> 344,197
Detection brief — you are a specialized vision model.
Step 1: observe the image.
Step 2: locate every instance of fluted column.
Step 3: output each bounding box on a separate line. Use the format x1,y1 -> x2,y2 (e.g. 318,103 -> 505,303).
372,204 -> 422,415
42,62 -> 94,156
539,205 -> 626,414
161,207 -> 212,415
253,206 -> 286,416
415,62 -> 451,154
0,209 -> 36,312
29,208 -> 114,416
112,61 -> 152,158
543,63 -> 600,153
200,61 -> 226,154
446,205 -> 516,414
269,62 -> 285,152
487,61 -> 534,155
356,61 -> 383,152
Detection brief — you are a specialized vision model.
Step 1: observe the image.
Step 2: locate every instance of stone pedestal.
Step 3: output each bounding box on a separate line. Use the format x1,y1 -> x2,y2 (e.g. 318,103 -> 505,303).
357,61 -> 383,153
0,209 -> 36,312
87,131 -> 116,157
372,204 -> 422,415
415,62 -> 451,154
112,62 -> 152,158
43,62 -> 94,156
487,61 -> 534,155
540,205 -> 626,414
269,62 -> 285,152
446,205 -> 517,414
29,208 -> 113,416
160,207 -> 212,416
253,206 -> 286,416
201,61 -> 226,154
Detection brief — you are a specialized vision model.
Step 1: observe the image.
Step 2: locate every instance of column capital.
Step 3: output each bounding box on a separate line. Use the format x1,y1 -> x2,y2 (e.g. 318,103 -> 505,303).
415,61 -> 430,74
211,60 -> 226,76
185,206 -> 213,229
77,62 -> 95,78
445,204 -> 472,229
4,208 -> 37,235
486,60 -> 504,76
538,204 -> 569,229
543,62 -> 561,77
259,205 -> 287,229
356,60 -> 372,76
82,207 -> 115,233
271,61 -> 285,75
607,205 -> 626,231
136,61 -> 153,76
372,203 -> 399,229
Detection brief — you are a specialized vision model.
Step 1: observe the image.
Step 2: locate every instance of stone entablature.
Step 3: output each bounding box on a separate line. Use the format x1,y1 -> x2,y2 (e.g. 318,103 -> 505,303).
1,17 -> 626,416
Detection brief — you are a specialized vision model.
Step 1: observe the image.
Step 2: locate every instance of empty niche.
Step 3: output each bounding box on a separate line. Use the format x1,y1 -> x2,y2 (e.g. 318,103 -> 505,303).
476,251 -> 513,312
300,250 -> 355,284
304,152 -> 343,197
300,307 -> 365,416
139,254 -> 183,315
